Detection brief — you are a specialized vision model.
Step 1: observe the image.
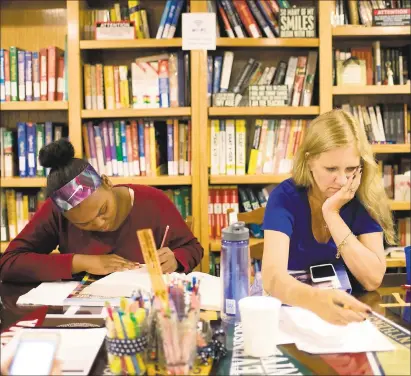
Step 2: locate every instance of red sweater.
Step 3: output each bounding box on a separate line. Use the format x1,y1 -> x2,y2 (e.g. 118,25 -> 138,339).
0,185 -> 203,282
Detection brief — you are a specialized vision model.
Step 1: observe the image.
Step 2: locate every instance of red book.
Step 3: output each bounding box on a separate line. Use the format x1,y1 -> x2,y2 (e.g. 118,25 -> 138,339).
130,120 -> 140,176
209,188 -> 215,239
39,48 -> 48,101
232,0 -> 262,38
214,187 -> 223,239
4,50 -> 10,101
221,187 -> 230,230
56,56 -> 65,101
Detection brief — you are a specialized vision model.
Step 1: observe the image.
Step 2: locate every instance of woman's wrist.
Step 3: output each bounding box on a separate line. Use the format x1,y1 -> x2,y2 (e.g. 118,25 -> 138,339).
72,254 -> 88,274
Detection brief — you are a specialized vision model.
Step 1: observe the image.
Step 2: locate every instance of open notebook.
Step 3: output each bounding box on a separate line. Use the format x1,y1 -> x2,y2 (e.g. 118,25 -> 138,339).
17,267 -> 221,311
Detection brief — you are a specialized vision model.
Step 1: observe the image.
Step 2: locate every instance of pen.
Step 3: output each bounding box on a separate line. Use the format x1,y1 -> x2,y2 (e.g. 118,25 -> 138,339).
160,225 -> 170,248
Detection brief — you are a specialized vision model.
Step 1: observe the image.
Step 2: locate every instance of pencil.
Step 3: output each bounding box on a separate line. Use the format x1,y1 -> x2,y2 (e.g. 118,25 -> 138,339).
160,225 -> 170,248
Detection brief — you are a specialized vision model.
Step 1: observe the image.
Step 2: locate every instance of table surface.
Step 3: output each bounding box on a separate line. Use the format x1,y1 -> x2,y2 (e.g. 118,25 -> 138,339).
1,273 -> 410,375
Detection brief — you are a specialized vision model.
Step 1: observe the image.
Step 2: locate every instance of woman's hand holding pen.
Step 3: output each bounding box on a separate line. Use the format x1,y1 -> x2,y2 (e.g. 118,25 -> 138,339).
310,289 -> 371,326
158,247 -> 178,273
72,254 -> 139,275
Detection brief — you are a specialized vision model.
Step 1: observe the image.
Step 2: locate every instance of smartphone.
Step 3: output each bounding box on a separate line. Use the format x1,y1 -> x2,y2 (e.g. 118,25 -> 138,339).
8,331 -> 60,376
310,264 -> 337,283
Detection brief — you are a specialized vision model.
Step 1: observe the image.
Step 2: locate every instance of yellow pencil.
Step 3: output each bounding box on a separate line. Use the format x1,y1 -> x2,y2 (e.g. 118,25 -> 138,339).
113,312 -> 136,375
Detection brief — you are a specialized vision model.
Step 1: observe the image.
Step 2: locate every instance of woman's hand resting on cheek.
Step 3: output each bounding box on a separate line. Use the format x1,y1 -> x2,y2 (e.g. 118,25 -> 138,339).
322,166 -> 362,216
72,254 -> 139,275
310,289 -> 371,326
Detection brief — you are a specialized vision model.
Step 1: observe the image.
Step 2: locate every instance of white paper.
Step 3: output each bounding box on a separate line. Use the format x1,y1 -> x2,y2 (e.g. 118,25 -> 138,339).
182,13 -> 216,51
280,307 -> 395,354
17,282 -> 79,306
2,328 -> 106,376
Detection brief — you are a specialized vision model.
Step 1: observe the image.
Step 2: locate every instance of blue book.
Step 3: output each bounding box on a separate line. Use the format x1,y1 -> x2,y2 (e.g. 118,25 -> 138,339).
44,122 -> 53,176
120,121 -> 128,174
167,0 -> 184,38
17,122 -> 27,177
108,122 -> 117,176
137,120 -> 146,175
0,49 -> 5,102
158,61 -> 170,108
162,0 -> 178,39
156,0 -> 173,39
207,55 -> 213,106
17,50 -> 25,101
212,56 -> 223,94
167,120 -> 173,176
24,51 -> 32,101
26,122 -> 36,176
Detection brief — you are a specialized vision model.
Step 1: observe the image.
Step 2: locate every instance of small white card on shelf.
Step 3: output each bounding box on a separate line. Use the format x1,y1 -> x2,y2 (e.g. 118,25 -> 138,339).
182,13 -> 216,51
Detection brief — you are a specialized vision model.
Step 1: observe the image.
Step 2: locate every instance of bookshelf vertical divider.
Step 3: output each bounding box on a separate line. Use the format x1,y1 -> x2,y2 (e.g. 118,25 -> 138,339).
318,1 -> 333,114
67,0 -> 82,158
189,0 -> 210,272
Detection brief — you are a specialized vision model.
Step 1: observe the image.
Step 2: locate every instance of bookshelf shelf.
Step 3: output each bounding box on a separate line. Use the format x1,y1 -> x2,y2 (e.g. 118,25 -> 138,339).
80,38 -> 182,50
333,85 -> 411,95
81,108 -> 191,118
1,242 -> 8,253
210,174 -> 291,185
209,107 -> 320,117
216,38 -> 319,48
386,255 -> 406,268
389,201 -> 411,211
371,144 -> 411,154
111,176 -> 192,186
1,177 -> 47,188
332,26 -> 411,37
1,102 -> 68,111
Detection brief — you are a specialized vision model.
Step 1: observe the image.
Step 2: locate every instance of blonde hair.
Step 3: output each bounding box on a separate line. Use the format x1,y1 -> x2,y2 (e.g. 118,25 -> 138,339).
293,109 -> 395,244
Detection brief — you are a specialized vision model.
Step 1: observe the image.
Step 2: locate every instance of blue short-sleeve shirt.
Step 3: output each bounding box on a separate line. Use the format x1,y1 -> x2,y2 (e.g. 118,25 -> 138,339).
262,178 -> 383,270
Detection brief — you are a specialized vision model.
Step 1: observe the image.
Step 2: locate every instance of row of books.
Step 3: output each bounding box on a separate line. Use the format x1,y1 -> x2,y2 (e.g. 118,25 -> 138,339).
380,158 -> 411,201
82,0 -> 186,40
334,44 -> 411,86
208,52 -> 318,107
83,119 -> 191,177
396,217 -> 411,247
0,46 -> 67,102
210,119 -> 310,176
332,0 -> 411,26
208,184 -> 273,239
0,186 -> 191,242
341,104 -> 410,144
210,0 -> 292,38
0,123 -> 67,178
83,52 -> 190,110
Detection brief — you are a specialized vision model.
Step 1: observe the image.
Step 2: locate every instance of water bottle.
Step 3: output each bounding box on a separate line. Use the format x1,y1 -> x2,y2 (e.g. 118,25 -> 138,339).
221,222 -> 250,324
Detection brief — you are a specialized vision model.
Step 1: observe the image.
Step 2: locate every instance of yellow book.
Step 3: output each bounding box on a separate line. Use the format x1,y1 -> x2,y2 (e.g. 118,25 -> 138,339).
210,120 -> 220,175
83,64 -> 92,110
119,66 -> 129,109
128,1 -> 144,39
149,121 -> 157,176
5,189 -> 17,239
225,119 -> 235,176
103,66 -> 115,110
22,195 -> 29,227
110,8 -> 117,22
140,9 -> 150,38
286,120 -> 297,160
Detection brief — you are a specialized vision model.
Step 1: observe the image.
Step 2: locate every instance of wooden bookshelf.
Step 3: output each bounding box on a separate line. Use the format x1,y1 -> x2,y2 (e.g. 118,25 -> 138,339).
386,255 -> 406,268
1,101 -> 68,111
1,242 -> 9,253
209,106 -> 320,117
371,144 -> 411,154
388,201 -> 411,211
1,177 -> 47,188
81,108 -> 191,119
80,38 -> 182,50
333,85 -> 411,96
111,176 -> 191,186
210,174 -> 291,185
332,26 -> 411,37
216,38 -> 319,48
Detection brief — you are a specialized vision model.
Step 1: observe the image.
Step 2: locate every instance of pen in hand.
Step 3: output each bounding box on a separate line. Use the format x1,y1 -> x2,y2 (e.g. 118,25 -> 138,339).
160,225 -> 170,248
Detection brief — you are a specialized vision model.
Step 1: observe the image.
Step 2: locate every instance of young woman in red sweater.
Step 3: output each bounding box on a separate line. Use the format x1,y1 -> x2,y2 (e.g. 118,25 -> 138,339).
0,139 -> 203,282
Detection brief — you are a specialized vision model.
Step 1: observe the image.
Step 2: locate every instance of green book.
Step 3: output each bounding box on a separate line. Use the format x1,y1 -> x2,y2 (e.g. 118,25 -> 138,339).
36,123 -> 45,176
173,189 -> 185,219
10,47 -> 18,101
0,190 -> 9,241
114,121 -> 123,171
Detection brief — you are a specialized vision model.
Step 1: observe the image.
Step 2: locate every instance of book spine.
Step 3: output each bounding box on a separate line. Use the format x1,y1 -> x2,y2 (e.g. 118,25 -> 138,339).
233,58 -> 255,94
212,56 -> 223,94
56,56 -> 65,101
39,48 -> 47,101
103,65 -> 115,109
10,47 -> 18,101
167,0 -> 184,39
4,50 -> 10,101
126,123 -> 134,176
84,64 -> 92,109
156,0 -> 173,39
32,52 -> 40,101
0,190 -> 9,241
256,0 -> 279,36
226,119 -> 236,175
16,193 -> 24,233
131,120 -> 140,176
138,120 -> 146,175
167,119 -> 174,175
87,122 -> 98,171
158,59 -> 170,108
247,119 -> 262,174
18,50 -> 25,101
185,120 -> 191,176
140,10 -> 150,38
108,122 -> 118,176
101,121 -> 113,176
17,122 -> 27,177
219,51 -> 234,92
373,41 -> 381,85
168,53 -> 179,108
26,122 -> 36,177
47,46 -> 57,101
3,131 -> 14,177
93,125 -> 106,175
162,0 -> 177,39
119,65 -> 130,109
221,0 -> 246,38
149,121 -> 157,176
219,120 -> 226,175
210,119 -> 220,176
0,49 -> 5,102
114,121 -> 124,176
120,121 -> 129,176
246,0 -> 274,38
291,56 -> 308,107
113,66 -> 121,109
232,0 -> 262,38
6,190 -> 17,239
301,51 -> 318,107
235,119 -> 246,175
217,2 -> 235,38
82,122 -> 91,165
34,123 -> 45,177
144,122 -> 151,176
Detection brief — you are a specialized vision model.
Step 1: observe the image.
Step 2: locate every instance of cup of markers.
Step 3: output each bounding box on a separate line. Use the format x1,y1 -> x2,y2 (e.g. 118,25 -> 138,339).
149,276 -> 201,376
105,294 -> 149,376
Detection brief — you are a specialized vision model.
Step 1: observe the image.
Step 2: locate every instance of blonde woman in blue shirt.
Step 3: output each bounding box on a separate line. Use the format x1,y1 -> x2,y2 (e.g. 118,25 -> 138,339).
262,109 -> 395,325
